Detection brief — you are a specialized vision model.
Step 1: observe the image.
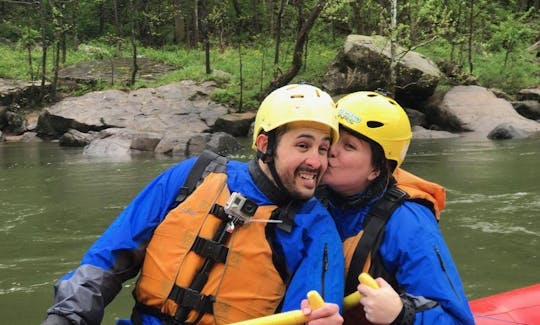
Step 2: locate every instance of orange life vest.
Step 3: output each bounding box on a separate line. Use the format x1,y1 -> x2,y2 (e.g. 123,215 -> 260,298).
342,168 -> 446,325
134,171 -> 285,324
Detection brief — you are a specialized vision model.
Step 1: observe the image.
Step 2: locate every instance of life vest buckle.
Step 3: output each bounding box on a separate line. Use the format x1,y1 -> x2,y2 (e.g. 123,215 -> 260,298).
169,285 -> 215,315
191,236 -> 228,263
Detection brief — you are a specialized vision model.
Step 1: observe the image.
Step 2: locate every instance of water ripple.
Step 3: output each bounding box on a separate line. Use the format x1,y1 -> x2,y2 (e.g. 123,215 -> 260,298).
0,281 -> 52,295
463,221 -> 539,237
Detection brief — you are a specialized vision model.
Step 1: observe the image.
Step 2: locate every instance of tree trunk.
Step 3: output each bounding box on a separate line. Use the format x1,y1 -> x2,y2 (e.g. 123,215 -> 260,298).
40,0 -> 48,101
264,0 -> 327,97
49,0 -> 59,98
129,0 -> 138,86
98,2 -> 104,35
27,47 -> 34,84
351,1 -> 363,34
173,0 -> 187,44
199,0 -> 211,74
193,0 -> 200,45
238,43 -> 244,111
52,40 -> 60,98
388,0 -> 397,98
467,0 -> 474,73
71,0 -> 79,50
112,0 -> 121,50
274,0 -> 287,66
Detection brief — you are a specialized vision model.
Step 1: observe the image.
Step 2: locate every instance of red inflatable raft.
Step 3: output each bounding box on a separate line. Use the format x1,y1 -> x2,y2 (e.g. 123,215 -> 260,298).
471,283 -> 540,325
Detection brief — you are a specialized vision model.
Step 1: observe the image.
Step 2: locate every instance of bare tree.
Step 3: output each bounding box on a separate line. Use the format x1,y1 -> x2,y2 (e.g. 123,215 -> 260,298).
263,0 -> 328,97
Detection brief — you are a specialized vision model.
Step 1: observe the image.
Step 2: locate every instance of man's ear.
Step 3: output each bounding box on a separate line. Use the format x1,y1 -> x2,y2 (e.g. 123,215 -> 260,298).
255,133 -> 269,153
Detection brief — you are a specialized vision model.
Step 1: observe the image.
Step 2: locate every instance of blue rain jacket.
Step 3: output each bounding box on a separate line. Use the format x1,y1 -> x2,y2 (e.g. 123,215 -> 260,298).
44,158 -> 344,325
329,198 -> 475,325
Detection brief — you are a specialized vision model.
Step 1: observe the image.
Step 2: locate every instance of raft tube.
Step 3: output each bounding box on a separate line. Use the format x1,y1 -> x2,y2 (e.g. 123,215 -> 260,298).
471,283 -> 540,325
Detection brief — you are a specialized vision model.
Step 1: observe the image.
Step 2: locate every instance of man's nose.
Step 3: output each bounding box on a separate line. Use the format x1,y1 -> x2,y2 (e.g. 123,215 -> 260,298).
305,149 -> 325,168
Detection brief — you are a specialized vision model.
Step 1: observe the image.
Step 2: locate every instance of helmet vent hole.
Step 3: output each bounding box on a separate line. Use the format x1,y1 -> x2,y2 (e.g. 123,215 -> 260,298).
291,94 -> 305,98
367,121 -> 384,128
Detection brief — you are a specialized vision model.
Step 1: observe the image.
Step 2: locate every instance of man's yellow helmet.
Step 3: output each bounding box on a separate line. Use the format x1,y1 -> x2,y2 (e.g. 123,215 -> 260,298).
336,91 -> 412,168
252,84 -> 339,149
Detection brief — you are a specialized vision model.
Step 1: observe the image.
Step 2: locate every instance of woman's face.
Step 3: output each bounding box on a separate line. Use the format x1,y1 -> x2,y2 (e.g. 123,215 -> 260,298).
322,129 -> 380,196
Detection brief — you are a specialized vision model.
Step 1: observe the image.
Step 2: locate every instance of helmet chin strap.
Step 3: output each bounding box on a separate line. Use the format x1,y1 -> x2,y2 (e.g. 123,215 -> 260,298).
257,132 -> 292,199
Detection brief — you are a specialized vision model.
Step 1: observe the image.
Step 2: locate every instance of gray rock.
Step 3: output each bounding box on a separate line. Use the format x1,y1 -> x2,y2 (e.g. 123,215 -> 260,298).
487,123 -> 529,140
427,86 -> 540,139
5,111 -> 27,135
34,80 -> 246,157
411,126 -> 460,139
213,112 -> 256,137
512,100 -> 540,121
59,129 -> 97,147
405,108 -> 427,128
323,35 -> 441,103
517,87 -> 540,101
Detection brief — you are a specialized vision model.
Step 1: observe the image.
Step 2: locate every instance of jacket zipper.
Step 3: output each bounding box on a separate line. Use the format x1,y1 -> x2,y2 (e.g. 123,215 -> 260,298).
434,245 -> 461,300
321,243 -> 328,298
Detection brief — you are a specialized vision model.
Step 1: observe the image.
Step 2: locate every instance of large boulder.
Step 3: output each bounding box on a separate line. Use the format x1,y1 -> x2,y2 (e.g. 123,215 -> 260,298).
426,86 -> 540,139
36,80 -> 252,158
323,35 -> 441,105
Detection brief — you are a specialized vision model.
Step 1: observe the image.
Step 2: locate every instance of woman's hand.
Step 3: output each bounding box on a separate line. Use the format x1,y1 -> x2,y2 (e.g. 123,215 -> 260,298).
358,277 -> 402,324
301,300 -> 343,325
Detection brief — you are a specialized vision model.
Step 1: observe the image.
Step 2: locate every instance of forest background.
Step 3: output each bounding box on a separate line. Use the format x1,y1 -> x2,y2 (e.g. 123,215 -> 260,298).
0,0 -> 538,111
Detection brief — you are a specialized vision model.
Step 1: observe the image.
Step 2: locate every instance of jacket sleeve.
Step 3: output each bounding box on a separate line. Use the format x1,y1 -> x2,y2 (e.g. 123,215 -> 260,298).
42,158 -> 197,325
277,199 -> 345,313
380,202 -> 475,325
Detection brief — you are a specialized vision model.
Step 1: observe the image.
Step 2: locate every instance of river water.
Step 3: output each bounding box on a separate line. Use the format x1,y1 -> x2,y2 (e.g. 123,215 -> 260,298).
1,137 -> 539,324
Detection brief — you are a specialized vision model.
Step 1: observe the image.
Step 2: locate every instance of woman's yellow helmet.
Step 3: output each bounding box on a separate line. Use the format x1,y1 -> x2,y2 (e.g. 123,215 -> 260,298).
336,91 -> 412,168
252,84 -> 339,149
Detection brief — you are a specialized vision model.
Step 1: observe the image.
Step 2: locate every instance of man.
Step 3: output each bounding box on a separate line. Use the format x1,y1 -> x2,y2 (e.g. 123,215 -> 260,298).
41,84 -> 344,325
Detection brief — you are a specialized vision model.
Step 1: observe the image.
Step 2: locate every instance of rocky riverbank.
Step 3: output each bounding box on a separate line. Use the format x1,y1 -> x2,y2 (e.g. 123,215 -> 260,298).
1,34 -> 539,158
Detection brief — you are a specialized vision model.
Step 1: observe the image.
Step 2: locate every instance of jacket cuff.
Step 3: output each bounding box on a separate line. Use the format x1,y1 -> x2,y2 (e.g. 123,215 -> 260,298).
390,294 -> 416,325
41,313 -> 73,325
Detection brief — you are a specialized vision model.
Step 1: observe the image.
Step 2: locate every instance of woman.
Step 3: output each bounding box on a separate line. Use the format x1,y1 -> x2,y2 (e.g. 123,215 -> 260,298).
319,91 -> 474,324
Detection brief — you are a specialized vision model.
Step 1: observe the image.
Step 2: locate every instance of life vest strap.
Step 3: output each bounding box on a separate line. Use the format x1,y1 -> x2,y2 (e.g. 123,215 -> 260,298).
192,236 -> 229,263
209,203 -> 229,221
345,186 -> 408,294
176,150 -> 228,204
169,285 -> 215,315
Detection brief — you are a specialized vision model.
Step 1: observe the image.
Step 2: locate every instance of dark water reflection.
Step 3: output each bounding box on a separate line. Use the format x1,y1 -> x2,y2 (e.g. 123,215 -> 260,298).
0,138 -> 538,324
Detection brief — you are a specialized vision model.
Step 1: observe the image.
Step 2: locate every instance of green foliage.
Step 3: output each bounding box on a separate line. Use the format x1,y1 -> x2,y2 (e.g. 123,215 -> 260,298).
489,10 -> 536,59
417,38 -> 539,94
0,19 -> 22,42
18,26 -> 40,50
473,50 -> 539,94
0,0 -> 538,106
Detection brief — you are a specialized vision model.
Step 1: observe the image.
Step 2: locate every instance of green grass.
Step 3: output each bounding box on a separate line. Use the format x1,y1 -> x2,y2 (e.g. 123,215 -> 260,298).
1,36 -> 537,110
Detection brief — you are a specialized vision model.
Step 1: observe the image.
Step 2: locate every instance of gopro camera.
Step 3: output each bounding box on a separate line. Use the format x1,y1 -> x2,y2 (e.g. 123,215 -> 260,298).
224,192 -> 258,224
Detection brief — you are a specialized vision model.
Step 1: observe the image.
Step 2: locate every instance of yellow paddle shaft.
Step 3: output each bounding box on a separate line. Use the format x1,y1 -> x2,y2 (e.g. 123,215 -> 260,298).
228,290 -> 324,325
343,273 -> 380,311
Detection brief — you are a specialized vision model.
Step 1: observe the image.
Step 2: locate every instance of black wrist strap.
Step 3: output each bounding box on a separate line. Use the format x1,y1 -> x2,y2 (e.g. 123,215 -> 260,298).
390,294 -> 416,325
